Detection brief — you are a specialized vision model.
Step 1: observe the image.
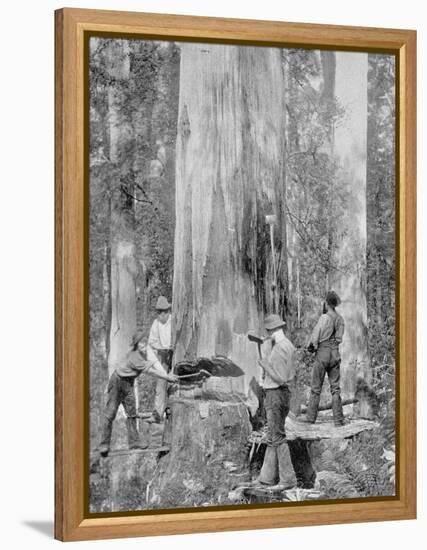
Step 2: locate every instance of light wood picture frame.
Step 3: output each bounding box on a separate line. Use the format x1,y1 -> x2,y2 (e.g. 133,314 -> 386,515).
55,7 -> 416,542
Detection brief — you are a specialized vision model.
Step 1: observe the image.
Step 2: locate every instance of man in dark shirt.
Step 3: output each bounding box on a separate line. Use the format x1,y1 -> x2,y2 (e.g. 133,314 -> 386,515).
306,291 -> 346,426
99,331 -> 178,457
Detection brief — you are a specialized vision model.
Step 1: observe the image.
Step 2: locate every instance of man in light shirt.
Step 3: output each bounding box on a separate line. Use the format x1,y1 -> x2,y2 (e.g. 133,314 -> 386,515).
147,296 -> 173,423
254,314 -> 316,490
256,314 -> 297,489
306,290 -> 346,426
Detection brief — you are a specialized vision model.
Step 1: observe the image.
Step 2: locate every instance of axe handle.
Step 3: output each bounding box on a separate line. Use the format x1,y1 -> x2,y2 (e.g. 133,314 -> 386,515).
257,343 -> 262,359
177,370 -> 211,379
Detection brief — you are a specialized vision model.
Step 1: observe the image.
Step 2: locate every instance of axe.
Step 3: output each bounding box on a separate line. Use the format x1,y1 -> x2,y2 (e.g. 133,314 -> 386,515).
247,332 -> 265,359
266,214 -> 278,313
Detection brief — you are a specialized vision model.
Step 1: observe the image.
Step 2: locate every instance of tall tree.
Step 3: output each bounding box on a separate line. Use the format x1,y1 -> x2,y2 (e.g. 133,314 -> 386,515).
88,37 -> 117,447
173,43 -> 289,402
150,43 -> 290,506
366,54 -> 396,375
96,40 -> 139,376
283,50 -> 369,399
332,52 -> 369,393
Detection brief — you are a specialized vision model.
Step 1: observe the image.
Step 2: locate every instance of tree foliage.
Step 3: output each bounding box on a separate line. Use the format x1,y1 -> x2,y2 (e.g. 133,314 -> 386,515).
88,41 -> 396,509
283,49 -> 349,345
89,38 -> 180,455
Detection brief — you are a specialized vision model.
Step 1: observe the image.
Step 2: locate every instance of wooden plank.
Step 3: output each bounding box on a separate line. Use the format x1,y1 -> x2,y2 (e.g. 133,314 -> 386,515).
93,446 -> 170,458
248,414 -> 378,445
285,415 -> 378,441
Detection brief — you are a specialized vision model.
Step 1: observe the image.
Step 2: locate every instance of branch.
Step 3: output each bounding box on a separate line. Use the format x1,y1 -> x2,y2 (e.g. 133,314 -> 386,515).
371,363 -> 394,370
286,206 -> 349,276
287,150 -> 316,160
292,75 -> 319,110
120,185 -> 152,204
136,182 -> 165,218
135,181 -> 153,203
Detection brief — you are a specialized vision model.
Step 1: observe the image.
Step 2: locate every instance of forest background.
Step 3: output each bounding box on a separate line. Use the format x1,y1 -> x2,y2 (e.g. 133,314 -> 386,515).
89,39 -> 396,510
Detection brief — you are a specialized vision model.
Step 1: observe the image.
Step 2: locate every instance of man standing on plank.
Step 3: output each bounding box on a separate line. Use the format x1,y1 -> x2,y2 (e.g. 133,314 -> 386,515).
255,314 -> 316,490
306,290 -> 346,426
99,331 -> 178,457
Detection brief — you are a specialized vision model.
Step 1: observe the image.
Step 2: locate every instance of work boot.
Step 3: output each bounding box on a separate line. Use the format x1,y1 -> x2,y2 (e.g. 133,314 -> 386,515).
257,446 -> 279,486
306,393 -> 321,423
332,393 -> 345,426
276,442 -> 297,489
297,470 -> 317,489
288,439 -> 317,489
126,417 -> 142,450
99,416 -> 113,457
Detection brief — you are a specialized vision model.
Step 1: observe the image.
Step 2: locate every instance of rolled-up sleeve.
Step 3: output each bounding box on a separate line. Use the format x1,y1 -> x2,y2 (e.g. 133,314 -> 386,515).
145,359 -> 167,378
335,316 -> 345,343
310,317 -> 325,348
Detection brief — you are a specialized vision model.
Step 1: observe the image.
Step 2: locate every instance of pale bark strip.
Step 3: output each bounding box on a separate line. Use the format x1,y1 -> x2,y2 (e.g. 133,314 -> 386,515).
333,52 -> 369,395
99,41 -> 138,377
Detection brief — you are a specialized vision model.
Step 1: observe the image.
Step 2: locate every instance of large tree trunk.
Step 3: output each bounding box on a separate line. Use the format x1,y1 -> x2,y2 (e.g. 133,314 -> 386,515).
104,42 -> 138,376
151,43 -> 289,507
102,43 -> 139,458
332,52 -> 369,395
173,43 -> 288,401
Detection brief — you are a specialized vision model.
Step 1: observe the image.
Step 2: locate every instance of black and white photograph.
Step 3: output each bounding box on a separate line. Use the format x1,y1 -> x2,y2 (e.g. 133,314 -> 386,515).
88,37 -> 396,513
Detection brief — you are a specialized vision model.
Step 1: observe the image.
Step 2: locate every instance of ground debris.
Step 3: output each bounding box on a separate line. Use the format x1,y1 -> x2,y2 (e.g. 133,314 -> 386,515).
228,483 -> 321,503
285,413 -> 378,441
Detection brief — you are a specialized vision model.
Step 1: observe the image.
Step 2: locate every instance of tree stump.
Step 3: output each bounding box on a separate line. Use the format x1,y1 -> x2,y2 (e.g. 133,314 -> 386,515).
148,388 -> 252,509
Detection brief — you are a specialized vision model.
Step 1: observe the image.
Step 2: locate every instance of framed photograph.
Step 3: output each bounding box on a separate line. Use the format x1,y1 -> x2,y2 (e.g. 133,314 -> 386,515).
55,8 -> 416,542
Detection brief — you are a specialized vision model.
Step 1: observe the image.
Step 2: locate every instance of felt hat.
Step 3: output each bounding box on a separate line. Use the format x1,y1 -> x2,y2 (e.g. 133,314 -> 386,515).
130,331 -> 145,348
155,296 -> 171,311
264,313 -> 286,331
326,290 -> 341,308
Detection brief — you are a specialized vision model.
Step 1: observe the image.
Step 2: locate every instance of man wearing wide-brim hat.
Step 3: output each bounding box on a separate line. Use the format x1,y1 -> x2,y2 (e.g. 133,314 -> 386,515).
252,313 -> 316,490
147,296 -> 173,423
255,314 -> 297,489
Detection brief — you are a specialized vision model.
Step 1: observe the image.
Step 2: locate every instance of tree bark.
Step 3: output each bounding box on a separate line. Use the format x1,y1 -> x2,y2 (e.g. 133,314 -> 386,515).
148,396 -> 252,508
173,43 -> 288,407
152,43 -> 289,506
103,42 -> 139,375
332,52 -> 369,395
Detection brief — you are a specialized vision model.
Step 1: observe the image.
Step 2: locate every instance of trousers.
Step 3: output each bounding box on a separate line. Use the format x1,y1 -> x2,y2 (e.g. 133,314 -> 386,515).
260,385 -> 316,488
153,349 -> 173,417
264,385 -> 290,447
306,342 -> 344,424
99,371 -> 139,452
